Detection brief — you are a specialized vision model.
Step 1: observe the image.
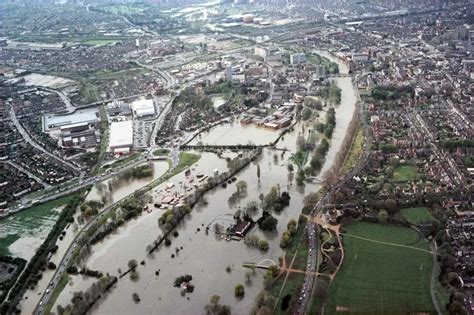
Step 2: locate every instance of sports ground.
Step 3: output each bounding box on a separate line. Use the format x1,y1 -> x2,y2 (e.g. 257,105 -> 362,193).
400,207 -> 433,224
326,222 -> 434,314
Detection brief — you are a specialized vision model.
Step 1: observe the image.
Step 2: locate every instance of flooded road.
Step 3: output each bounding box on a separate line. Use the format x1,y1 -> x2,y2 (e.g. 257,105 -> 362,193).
52,53 -> 357,314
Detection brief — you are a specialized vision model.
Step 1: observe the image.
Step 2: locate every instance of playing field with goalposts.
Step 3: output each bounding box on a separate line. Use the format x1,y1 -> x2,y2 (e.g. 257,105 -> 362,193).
326,222 -> 435,314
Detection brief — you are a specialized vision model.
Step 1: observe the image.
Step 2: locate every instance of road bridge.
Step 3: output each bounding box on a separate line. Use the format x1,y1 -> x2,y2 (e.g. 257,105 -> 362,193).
181,144 -> 261,151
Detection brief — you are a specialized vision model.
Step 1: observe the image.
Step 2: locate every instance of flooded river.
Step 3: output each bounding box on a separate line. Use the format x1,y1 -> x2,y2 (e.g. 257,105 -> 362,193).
190,120 -> 281,146
52,53 -> 357,314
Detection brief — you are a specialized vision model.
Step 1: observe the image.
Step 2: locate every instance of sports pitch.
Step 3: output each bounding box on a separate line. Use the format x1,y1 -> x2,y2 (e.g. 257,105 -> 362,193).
326,222 -> 434,314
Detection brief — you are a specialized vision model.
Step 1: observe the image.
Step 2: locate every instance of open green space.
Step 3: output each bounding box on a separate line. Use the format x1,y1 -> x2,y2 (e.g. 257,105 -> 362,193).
400,207 -> 433,224
292,232 -> 310,271
392,165 -> 418,182
95,3 -> 150,15
326,222 -> 434,314
81,39 -> 119,46
176,152 -> 200,173
0,196 -> 76,256
87,68 -> 150,81
153,148 -> 170,156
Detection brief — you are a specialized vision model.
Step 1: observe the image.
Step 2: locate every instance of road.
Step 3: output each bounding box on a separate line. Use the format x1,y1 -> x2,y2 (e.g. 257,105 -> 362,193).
296,74 -> 371,314
3,155 -> 148,218
9,107 -> 82,173
1,160 -> 51,188
33,151 -> 178,315
42,87 -> 75,113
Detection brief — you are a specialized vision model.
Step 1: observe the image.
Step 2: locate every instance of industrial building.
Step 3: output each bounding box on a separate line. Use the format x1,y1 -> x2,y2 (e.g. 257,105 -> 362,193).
43,108 -> 99,132
109,120 -> 134,155
290,53 -> 307,65
254,45 -> 281,62
107,100 -> 132,117
130,99 -> 156,118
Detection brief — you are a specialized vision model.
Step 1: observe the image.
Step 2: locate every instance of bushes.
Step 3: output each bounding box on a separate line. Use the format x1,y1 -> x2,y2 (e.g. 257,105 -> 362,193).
174,274 -> 193,287
280,219 -> 298,248
258,240 -> 269,251
47,262 -> 57,270
235,284 -> 245,298
0,256 -> 26,306
316,82 -> 341,104
259,213 -> 278,231
371,85 -> 414,101
57,275 -> 117,315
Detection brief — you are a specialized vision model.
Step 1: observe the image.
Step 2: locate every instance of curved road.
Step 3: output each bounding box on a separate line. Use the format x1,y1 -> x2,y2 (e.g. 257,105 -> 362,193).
33,153 -> 179,315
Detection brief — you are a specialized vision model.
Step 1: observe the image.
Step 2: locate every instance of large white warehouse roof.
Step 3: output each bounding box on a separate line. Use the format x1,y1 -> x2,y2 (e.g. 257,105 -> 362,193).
109,120 -> 133,149
131,99 -> 155,117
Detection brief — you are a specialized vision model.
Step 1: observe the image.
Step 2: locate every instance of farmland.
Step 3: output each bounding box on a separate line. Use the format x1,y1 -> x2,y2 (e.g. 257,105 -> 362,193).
326,222 -> 434,314
0,196 -> 75,258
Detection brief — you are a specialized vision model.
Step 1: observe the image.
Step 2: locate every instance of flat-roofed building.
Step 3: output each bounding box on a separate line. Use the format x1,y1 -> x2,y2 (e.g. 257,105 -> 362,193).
130,99 -> 156,118
109,120 -> 133,154
44,108 -> 99,132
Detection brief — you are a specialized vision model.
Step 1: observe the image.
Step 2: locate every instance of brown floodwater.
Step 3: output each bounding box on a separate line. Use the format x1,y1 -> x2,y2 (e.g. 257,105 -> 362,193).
52,53 -> 357,315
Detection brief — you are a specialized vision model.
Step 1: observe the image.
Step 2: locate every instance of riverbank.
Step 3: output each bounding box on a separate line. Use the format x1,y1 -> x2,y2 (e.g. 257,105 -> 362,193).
51,51 -> 358,315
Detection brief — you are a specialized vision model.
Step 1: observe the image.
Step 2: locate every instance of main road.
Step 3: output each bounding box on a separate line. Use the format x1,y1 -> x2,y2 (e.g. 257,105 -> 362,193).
33,150 -> 179,315
296,74 -> 371,314
9,107 -> 82,173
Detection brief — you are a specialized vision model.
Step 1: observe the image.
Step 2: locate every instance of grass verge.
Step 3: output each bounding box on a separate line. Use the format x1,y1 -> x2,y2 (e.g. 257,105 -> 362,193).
43,274 -> 70,314
340,126 -> 364,175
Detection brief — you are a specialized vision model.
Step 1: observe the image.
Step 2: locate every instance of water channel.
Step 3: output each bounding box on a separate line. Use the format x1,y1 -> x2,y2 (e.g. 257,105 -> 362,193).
52,52 -> 356,314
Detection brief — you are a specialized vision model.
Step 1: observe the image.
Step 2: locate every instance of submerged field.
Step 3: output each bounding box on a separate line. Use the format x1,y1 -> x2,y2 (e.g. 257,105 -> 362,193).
0,196 -> 75,258
326,222 -> 434,314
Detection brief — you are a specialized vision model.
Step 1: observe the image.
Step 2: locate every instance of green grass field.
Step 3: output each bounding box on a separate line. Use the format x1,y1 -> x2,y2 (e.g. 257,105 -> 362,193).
153,148 -> 170,156
393,165 -> 418,181
401,207 -> 433,224
326,222 -> 434,314
0,196 -> 75,256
